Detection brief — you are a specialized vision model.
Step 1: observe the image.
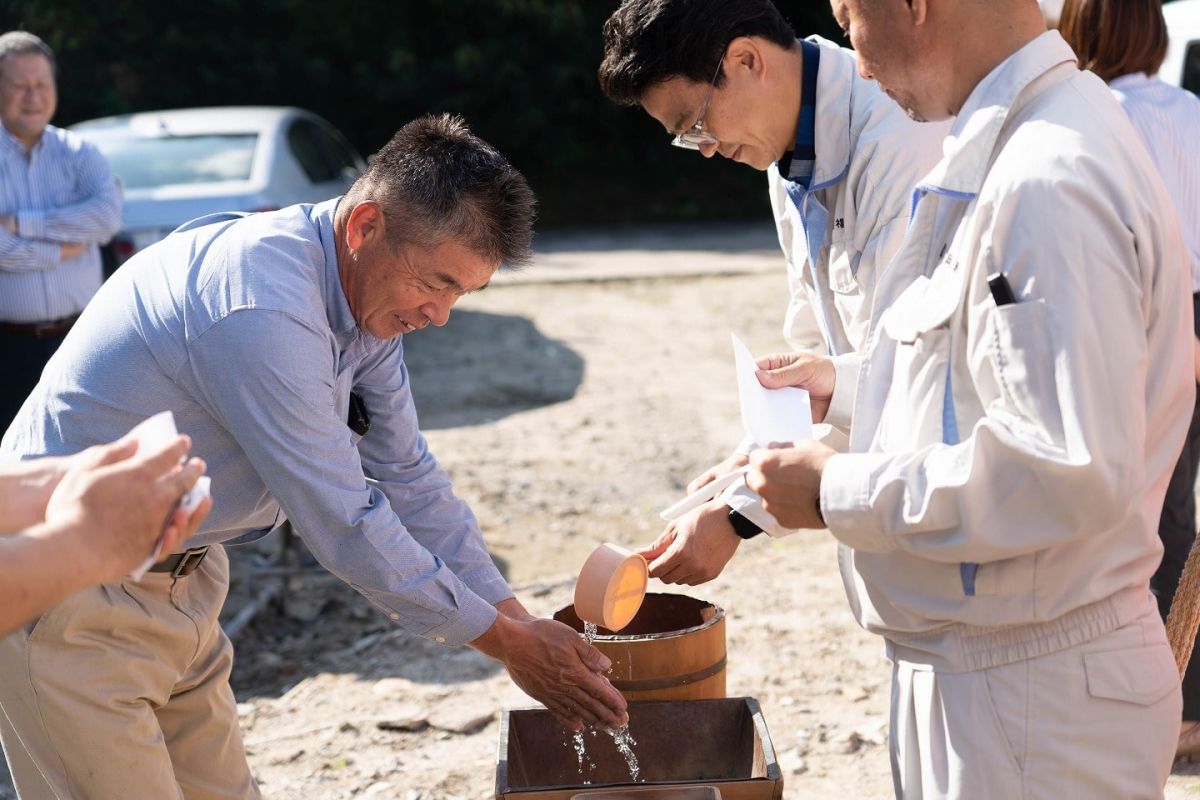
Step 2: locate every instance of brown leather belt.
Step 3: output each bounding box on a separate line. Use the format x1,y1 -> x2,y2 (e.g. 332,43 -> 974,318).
0,314 -> 80,339
148,547 -> 210,578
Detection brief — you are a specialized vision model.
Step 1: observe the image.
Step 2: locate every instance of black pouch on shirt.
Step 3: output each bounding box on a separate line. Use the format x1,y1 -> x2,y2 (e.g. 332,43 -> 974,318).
347,391 -> 371,437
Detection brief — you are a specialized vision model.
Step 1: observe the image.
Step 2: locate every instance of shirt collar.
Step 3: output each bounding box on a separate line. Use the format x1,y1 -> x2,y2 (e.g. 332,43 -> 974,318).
776,38 -> 822,185
0,124 -> 44,157
925,30 -> 1077,196
311,197 -> 360,338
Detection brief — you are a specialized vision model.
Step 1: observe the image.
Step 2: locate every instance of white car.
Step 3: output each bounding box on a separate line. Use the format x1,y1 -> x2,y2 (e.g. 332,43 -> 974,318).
1162,0 -> 1200,92
71,106 -> 366,269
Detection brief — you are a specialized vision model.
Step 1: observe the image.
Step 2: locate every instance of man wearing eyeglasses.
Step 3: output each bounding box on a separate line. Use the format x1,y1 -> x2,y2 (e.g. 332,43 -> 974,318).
598,0 -> 949,584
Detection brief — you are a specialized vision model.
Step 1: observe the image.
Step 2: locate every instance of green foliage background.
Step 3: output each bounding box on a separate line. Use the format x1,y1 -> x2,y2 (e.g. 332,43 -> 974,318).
0,2 -> 842,227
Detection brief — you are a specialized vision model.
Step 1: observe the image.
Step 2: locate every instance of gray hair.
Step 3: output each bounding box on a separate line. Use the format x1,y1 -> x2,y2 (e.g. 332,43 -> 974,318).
0,32 -> 56,75
342,113 -> 536,270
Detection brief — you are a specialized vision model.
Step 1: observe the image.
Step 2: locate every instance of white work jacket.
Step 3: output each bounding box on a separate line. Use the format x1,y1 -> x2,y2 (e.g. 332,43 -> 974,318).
725,35 -> 948,534
820,32 -> 1194,661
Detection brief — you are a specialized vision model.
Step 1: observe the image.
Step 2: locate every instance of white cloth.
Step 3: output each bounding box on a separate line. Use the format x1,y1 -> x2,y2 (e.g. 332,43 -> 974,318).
723,36 -> 949,535
821,30 -> 1193,650
1109,72 -> 1200,293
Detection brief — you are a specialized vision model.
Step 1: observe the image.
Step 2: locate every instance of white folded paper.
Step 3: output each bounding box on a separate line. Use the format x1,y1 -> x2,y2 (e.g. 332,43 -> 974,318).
657,334 -> 813,520
127,411 -> 211,580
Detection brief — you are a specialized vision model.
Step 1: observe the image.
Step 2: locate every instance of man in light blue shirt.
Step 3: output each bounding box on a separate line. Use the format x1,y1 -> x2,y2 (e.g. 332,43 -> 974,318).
0,31 -> 121,429
0,114 -> 627,799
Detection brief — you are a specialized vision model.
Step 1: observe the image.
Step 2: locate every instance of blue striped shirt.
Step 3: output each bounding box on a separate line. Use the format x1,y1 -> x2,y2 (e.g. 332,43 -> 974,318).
1,200 -> 509,646
0,124 -> 121,322
1110,73 -> 1200,292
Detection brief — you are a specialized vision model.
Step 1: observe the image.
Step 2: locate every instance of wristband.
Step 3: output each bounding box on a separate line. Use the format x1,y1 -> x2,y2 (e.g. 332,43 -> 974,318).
727,507 -> 764,540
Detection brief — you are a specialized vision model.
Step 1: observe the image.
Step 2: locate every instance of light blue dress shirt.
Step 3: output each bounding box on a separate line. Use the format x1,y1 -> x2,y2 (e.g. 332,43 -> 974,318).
1,199 -> 510,646
0,124 -> 121,322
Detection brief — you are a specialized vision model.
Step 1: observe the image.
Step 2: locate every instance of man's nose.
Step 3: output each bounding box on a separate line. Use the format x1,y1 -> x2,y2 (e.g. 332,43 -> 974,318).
699,141 -> 720,159
425,298 -> 453,327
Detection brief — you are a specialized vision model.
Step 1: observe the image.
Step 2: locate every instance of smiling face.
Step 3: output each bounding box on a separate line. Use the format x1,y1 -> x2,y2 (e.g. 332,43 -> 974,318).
830,0 -> 945,122
638,37 -> 799,171
0,52 -> 56,149
337,202 -> 497,340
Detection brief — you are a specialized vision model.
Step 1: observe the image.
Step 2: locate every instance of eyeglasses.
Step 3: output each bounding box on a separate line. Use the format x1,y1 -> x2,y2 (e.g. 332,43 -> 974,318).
671,59 -> 724,150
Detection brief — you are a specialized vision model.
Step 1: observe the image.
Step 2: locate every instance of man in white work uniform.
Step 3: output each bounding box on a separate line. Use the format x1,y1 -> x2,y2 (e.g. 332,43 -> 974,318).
597,0 -> 948,583
743,0 -> 1194,796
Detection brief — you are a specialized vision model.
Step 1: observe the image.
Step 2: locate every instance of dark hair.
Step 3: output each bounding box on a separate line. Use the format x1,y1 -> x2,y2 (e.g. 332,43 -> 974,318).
342,113 -> 536,269
0,31 -> 56,76
1058,0 -> 1168,82
598,0 -> 796,106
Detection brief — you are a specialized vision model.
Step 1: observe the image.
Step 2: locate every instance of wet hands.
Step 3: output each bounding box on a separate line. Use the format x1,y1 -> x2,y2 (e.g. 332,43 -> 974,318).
745,441 -> 836,530
477,614 -> 628,732
638,499 -> 740,585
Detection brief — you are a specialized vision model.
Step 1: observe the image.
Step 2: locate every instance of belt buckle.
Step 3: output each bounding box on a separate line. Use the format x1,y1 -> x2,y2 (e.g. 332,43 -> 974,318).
172,547 -> 209,578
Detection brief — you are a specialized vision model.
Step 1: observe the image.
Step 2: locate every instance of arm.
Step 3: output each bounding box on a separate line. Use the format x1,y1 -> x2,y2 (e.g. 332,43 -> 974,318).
0,226 -> 63,272
15,145 -> 121,245
765,173 -> 1193,563
186,310 -> 500,646
353,341 -> 512,607
0,437 -> 208,636
187,311 -> 626,727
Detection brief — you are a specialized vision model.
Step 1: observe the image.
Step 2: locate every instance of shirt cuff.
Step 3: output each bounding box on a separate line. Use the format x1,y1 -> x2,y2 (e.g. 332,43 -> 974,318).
367,582 -> 499,647
722,482 -> 801,538
824,353 -> 862,431
461,572 -> 515,607
17,209 -> 45,240
820,451 -> 896,553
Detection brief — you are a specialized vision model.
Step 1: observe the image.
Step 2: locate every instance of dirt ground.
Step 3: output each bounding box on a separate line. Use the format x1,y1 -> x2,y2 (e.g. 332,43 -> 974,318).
3,227 -> 1200,798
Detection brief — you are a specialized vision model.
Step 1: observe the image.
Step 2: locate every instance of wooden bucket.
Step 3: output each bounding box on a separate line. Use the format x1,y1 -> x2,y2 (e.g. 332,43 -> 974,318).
554,593 -> 726,702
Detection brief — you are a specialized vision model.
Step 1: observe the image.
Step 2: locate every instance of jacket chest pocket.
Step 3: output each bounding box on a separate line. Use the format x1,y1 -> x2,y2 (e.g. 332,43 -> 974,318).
875,265 -> 963,452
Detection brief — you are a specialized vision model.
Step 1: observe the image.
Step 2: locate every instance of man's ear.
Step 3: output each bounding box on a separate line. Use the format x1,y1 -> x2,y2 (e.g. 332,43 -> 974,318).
345,202 -> 386,251
910,0 -> 928,26
724,36 -> 766,82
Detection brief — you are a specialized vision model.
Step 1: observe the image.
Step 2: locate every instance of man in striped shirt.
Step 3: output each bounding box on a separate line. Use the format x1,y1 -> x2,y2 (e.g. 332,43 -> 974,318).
0,31 -> 121,429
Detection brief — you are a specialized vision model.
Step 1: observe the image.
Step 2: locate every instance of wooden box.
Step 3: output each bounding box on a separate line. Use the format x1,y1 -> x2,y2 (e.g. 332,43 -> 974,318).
496,698 -> 783,800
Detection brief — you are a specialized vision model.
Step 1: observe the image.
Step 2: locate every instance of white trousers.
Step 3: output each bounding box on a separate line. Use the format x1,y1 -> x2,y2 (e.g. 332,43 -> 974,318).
889,606 -> 1180,799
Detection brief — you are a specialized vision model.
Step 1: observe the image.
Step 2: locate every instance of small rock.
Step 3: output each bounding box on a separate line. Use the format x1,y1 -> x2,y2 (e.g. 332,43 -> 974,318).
428,705 -> 496,735
363,782 -> 393,797
236,702 -> 256,717
850,685 -> 873,702
829,730 -> 863,755
779,749 -> 809,775
376,710 -> 428,733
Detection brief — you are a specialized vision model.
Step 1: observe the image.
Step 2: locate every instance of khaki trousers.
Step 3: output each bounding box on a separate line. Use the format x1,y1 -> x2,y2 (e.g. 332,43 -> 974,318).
889,604 -> 1181,800
0,546 -> 260,799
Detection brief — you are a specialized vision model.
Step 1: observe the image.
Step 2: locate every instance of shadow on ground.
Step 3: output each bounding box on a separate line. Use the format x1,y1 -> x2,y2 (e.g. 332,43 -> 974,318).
224,532 -> 514,700
403,309 -> 585,429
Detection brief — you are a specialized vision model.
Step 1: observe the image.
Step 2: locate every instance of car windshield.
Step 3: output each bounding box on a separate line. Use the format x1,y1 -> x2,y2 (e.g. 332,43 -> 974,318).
87,133 -> 258,190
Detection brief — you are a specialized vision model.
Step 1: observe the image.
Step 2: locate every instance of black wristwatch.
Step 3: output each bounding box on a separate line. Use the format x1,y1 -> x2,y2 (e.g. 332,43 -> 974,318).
727,507 -> 764,540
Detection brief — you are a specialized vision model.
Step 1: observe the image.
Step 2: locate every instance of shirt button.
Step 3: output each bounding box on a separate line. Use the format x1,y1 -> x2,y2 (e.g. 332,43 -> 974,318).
389,613 -> 400,621
435,635 -> 446,644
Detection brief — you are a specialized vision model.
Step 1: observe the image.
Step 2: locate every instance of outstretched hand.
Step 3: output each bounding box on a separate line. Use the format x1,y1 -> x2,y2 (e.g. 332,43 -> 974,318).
638,499 -> 741,585
472,614 -> 629,731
